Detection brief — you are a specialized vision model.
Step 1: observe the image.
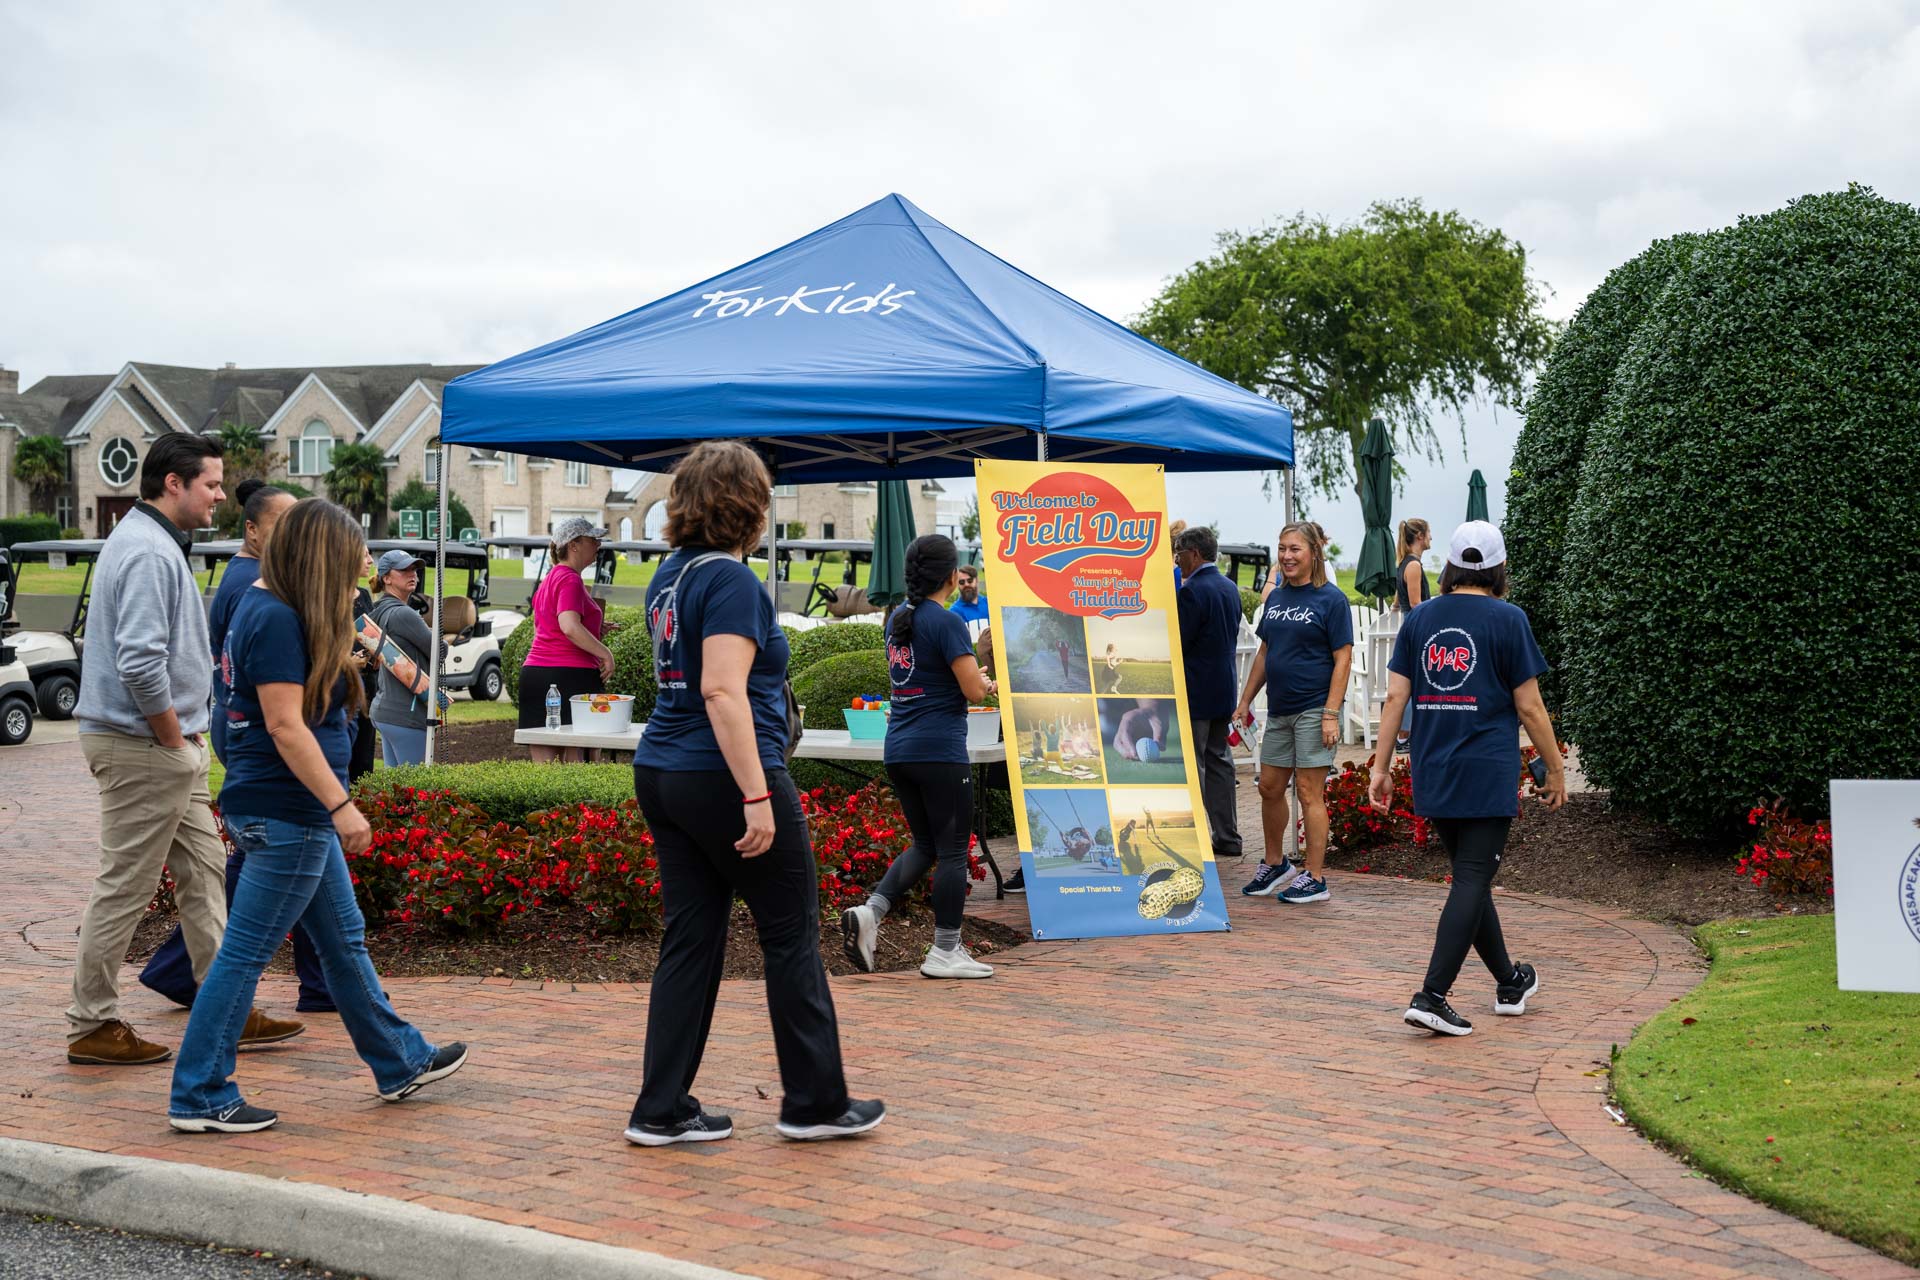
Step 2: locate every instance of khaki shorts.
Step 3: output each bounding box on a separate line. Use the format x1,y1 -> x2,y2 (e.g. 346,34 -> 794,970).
1260,708 -> 1337,770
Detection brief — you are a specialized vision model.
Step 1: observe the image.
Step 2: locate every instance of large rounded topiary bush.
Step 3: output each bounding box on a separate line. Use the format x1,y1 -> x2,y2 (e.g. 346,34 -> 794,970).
791,649 -> 890,729
501,615 -> 536,704
1559,186 -> 1920,836
789,622 -> 886,676
1505,232 -> 1705,713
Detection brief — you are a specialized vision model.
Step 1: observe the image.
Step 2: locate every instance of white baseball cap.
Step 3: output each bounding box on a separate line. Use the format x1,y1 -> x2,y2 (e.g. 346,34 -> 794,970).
1447,521 -> 1507,570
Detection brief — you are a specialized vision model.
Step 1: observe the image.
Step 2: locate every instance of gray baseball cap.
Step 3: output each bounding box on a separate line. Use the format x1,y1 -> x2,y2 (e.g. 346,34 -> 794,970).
374,549 -> 424,576
551,516 -> 608,550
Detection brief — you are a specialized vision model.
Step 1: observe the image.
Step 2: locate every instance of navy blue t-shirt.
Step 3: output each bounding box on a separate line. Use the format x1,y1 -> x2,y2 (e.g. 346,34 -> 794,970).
218,587 -> 352,825
1255,581 -> 1354,716
884,600 -> 975,765
633,549 -> 792,773
1388,593 -> 1550,818
207,555 -> 261,737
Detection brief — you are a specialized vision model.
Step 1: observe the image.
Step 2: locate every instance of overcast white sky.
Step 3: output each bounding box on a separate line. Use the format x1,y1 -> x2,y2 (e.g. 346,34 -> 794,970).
4,1 -> 1915,549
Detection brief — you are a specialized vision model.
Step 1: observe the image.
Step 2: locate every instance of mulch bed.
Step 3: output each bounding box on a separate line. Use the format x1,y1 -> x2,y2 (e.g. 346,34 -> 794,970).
128,901 -> 1027,983
1320,793 -> 1831,925
431,719 -> 521,765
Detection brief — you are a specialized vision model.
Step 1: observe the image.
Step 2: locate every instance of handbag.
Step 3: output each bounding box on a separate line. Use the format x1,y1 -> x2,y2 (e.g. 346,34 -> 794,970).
650,552 -> 803,764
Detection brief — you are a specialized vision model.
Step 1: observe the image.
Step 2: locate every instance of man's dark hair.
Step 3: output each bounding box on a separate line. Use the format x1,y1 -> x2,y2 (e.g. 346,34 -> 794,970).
957,564 -> 977,582
139,432 -> 223,500
1438,560 -> 1509,597
1173,525 -> 1218,562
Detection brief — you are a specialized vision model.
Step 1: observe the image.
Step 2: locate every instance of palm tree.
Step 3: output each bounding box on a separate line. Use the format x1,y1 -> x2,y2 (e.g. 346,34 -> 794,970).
11,434 -> 68,518
326,443 -> 389,526
215,419 -> 265,469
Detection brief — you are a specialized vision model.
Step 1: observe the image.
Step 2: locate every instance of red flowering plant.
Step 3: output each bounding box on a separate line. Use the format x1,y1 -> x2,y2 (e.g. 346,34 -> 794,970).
1323,759 -> 1416,852
1734,801 -> 1833,897
522,800 -> 657,931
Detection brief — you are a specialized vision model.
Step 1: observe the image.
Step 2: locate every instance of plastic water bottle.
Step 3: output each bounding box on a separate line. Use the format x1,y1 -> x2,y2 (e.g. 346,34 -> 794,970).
545,684 -> 562,730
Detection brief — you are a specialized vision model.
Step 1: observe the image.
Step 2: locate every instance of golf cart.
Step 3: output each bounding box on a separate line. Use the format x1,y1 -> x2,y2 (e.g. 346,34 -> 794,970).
1217,541 -> 1272,590
365,539 -> 520,701
771,539 -> 876,617
0,636 -> 35,745
2,538 -> 109,719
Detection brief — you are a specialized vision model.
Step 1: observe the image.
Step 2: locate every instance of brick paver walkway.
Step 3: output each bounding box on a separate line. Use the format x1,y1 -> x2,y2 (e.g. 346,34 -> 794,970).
1,740 -> 1909,1280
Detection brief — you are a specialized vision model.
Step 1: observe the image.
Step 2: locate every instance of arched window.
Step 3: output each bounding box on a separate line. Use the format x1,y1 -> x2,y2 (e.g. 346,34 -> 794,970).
291,420 -> 334,476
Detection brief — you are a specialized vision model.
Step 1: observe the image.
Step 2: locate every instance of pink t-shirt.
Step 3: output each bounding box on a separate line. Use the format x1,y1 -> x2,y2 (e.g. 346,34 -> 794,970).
526,564 -> 604,668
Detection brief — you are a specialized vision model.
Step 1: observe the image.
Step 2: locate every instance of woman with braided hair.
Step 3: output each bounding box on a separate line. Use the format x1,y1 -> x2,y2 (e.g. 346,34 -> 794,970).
843,534 -> 998,979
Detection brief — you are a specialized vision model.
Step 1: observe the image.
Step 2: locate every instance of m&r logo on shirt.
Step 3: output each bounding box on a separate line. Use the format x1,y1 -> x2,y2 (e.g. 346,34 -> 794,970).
887,635 -> 919,698
1422,627 -> 1478,692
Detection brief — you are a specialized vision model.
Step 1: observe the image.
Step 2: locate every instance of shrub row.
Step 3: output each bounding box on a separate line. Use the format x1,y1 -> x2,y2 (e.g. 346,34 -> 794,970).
0,514 -> 59,550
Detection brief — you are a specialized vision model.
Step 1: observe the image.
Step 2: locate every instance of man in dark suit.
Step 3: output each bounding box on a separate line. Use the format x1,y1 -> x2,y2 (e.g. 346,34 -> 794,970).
1174,526 -> 1244,858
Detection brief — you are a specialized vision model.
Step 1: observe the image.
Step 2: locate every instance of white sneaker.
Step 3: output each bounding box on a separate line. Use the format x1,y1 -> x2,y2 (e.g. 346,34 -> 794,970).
841,904 -> 878,973
919,944 -> 994,979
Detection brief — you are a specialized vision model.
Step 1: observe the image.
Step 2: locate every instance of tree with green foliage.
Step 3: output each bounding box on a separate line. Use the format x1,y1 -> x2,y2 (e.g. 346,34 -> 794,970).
961,495 -> 980,541
1134,199 -> 1555,495
389,474 -> 474,540
327,443 -> 390,525
1559,186 -> 1920,836
10,434 -> 67,517
1504,233 -> 1704,712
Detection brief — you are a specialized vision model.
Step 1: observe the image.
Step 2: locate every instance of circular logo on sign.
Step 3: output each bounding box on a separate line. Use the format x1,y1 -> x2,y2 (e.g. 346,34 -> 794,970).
1420,626 -> 1478,692
1899,842 -> 1920,946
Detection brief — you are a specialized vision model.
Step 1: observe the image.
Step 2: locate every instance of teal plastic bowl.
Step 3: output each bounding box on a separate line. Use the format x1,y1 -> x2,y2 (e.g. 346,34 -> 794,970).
842,706 -> 890,739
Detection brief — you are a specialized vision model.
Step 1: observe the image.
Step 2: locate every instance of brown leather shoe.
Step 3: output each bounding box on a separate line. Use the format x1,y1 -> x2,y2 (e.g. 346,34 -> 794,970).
238,1008 -> 306,1050
67,1020 -> 172,1065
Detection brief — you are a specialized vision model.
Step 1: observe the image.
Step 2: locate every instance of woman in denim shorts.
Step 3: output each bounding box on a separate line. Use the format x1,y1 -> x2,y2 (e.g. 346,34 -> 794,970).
1234,522 -> 1354,904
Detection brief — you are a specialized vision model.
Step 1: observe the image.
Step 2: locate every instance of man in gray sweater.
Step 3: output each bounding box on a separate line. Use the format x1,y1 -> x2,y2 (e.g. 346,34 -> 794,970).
67,433 -> 303,1065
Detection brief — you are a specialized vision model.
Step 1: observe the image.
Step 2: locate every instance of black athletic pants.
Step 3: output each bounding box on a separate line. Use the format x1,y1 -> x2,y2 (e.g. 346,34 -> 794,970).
875,761 -> 974,930
1421,816 -> 1516,998
630,766 -> 849,1128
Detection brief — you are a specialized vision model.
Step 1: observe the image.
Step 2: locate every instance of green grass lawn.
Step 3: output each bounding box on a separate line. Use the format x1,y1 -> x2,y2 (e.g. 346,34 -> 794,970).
1614,917 -> 1920,1265
1097,660 -> 1175,694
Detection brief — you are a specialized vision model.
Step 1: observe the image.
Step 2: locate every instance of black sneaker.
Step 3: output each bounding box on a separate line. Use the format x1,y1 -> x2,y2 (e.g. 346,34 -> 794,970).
1495,963 -> 1540,1016
624,1111 -> 733,1147
1241,860 -> 1297,896
1404,991 -> 1473,1036
168,1101 -> 279,1134
1002,869 -> 1026,894
380,1042 -> 469,1102
776,1098 -> 886,1141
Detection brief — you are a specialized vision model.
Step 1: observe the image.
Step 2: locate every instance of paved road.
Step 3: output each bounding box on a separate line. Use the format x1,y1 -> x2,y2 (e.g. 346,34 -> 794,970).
0,1210 -> 342,1279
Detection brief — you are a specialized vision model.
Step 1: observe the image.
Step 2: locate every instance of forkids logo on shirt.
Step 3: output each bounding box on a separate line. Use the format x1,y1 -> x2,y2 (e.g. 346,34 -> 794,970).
1264,602 -> 1320,626
1421,626 -> 1478,692
991,471 -> 1159,617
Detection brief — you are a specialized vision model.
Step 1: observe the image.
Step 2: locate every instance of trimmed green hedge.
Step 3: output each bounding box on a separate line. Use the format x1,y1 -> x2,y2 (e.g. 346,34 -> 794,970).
1559,186 -> 1920,835
359,762 -> 635,826
501,616 -> 535,703
1238,588 -> 1260,624
791,648 -> 890,729
789,622 -> 885,675
1504,232 -> 1705,713
0,515 -> 59,550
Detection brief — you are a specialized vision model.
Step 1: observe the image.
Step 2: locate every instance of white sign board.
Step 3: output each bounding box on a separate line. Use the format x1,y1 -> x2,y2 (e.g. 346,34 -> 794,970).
47,552 -> 67,572
1830,779 -> 1920,993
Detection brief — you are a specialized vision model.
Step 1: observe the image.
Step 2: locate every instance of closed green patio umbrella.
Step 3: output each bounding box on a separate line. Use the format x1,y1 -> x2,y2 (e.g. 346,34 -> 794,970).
865,479 -> 918,608
1353,419 -> 1396,602
1466,468 -> 1489,522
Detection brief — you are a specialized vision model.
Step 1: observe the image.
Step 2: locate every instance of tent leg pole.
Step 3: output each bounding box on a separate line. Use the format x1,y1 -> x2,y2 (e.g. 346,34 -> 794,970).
1036,432 -> 1048,462
766,483 -> 778,605
1283,464 -> 1294,525
426,453 -> 447,766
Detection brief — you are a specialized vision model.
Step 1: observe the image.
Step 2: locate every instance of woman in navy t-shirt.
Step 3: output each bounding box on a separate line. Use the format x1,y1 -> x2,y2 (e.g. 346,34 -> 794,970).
1233,521 -> 1353,905
167,499 -> 466,1134
1371,521 -> 1566,1038
841,535 -> 996,980
627,442 -> 882,1148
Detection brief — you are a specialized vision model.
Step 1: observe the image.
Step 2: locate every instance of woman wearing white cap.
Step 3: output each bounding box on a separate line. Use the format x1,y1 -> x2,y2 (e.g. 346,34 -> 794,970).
1369,520 -> 1566,1037
521,516 -> 616,763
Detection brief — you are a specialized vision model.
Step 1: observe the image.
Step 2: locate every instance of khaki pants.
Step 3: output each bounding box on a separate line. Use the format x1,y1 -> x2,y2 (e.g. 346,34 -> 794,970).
69,731 -> 228,1042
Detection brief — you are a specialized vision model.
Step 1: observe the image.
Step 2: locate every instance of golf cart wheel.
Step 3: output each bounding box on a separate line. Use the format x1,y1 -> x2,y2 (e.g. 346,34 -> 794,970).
476,660 -> 504,701
37,673 -> 78,720
0,698 -> 31,746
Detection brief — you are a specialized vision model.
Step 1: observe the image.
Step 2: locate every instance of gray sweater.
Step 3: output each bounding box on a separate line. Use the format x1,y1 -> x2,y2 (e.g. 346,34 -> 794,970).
367,593 -> 441,729
75,507 -> 212,738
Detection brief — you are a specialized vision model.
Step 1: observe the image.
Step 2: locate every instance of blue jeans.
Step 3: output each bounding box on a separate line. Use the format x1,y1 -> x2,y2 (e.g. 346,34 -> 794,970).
140,848 -> 334,1011
376,721 -> 427,767
168,814 -> 437,1118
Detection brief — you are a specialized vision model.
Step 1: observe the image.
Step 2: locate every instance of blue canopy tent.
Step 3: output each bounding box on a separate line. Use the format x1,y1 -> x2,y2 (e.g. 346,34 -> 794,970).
424,193 -> 1292,758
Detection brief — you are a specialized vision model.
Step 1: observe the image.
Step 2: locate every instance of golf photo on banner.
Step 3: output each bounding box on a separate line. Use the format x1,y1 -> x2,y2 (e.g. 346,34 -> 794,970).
1086,610 -> 1176,694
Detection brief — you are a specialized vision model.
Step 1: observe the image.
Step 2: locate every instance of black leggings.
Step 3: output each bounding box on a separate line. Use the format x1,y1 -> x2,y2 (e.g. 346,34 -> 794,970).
1422,817 -> 1516,998
875,761 -> 975,930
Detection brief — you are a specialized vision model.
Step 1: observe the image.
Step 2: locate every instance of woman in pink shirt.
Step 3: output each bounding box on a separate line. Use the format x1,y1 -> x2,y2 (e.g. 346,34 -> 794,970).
520,517 -> 616,763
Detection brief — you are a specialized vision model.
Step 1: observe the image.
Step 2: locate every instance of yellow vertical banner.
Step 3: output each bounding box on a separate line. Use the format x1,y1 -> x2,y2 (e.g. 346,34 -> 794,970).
976,460 -> 1230,939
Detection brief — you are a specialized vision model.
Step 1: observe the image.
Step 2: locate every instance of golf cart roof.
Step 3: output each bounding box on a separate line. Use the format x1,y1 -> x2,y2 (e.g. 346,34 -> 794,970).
777,539 -> 873,558
365,539 -> 491,569
1217,542 -> 1271,562
603,540 -> 671,559
483,536 -> 556,550
9,540 -> 107,560
191,540 -> 247,561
